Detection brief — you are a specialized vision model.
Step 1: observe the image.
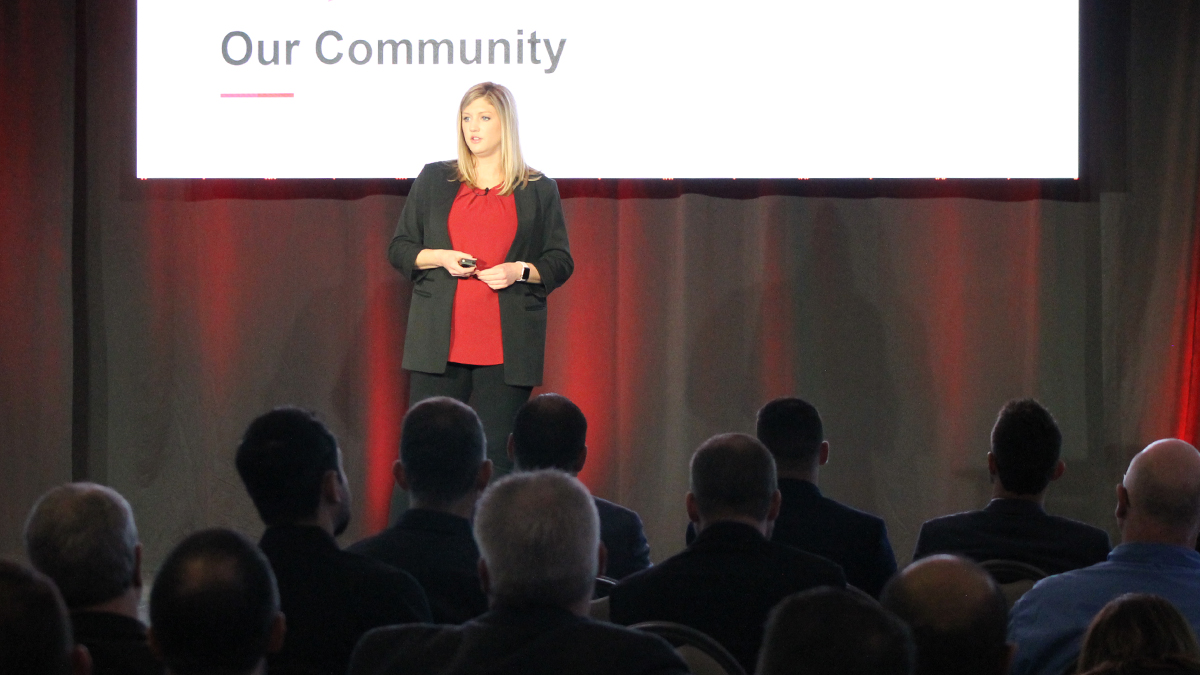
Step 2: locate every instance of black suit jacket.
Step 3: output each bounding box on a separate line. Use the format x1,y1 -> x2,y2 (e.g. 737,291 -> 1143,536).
389,161 -> 574,386
685,478 -> 896,597
596,497 -> 651,580
610,521 -> 846,674
71,611 -> 163,675
913,498 -> 1112,575
259,525 -> 432,675
349,508 -> 488,624
348,605 -> 689,675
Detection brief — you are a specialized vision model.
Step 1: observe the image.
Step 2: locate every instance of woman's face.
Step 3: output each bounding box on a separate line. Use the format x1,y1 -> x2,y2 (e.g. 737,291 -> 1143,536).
462,98 -> 502,160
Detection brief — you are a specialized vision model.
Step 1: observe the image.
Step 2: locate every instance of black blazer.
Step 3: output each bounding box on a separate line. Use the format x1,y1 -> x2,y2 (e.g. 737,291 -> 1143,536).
610,521 -> 846,675
596,497 -> 652,580
348,605 -> 689,675
684,478 -> 897,597
349,508 -> 489,624
913,498 -> 1112,575
389,162 -> 574,387
259,525 -> 432,675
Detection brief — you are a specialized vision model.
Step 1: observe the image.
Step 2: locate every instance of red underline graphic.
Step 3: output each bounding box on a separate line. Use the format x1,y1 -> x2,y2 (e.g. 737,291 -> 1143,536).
220,93 -> 294,98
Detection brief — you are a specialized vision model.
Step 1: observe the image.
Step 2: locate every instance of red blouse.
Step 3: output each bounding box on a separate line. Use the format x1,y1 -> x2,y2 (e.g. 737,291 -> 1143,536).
446,181 -> 518,365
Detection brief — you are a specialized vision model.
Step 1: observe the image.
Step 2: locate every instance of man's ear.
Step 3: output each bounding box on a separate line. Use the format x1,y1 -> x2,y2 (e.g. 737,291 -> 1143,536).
267,613 -> 287,653
476,459 -> 494,490
767,489 -> 782,522
71,644 -> 92,675
478,558 -> 491,596
818,441 -> 830,466
573,445 -> 588,474
392,460 -> 411,491
597,541 -> 608,579
132,543 -> 143,589
1050,460 -> 1066,482
685,492 -> 700,524
1116,482 -> 1130,520
987,452 -> 999,478
321,469 -> 343,505
506,434 -> 516,464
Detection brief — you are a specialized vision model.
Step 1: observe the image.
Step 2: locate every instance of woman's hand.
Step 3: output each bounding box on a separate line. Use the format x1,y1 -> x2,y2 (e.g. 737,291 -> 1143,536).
415,249 -> 477,277
476,262 -> 523,290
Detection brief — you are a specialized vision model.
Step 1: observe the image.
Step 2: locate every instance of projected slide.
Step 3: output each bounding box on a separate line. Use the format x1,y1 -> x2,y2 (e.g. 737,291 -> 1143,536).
136,0 -> 1078,179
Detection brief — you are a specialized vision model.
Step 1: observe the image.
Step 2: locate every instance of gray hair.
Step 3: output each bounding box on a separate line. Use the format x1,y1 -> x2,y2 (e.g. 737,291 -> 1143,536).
24,483 -> 139,608
473,470 -> 599,608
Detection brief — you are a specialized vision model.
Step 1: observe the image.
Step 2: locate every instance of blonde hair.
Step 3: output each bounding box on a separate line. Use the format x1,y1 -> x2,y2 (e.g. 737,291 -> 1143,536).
454,82 -> 539,195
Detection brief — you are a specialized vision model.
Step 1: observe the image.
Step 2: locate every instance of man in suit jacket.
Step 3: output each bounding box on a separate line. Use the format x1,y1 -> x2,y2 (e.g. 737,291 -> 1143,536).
688,397 -> 898,597
348,470 -> 688,675
507,393 -> 651,580
350,397 -> 492,623
25,482 -> 163,675
913,399 -> 1110,575
611,433 -> 847,674
236,408 -> 431,675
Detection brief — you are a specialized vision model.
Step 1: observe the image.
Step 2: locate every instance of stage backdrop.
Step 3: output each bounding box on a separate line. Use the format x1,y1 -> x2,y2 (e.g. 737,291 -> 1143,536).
2,1 -> 1199,573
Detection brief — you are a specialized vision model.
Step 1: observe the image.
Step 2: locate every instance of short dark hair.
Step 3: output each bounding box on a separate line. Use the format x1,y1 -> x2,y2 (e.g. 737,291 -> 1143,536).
150,529 -> 279,675
690,433 -> 777,521
400,397 -> 486,505
235,407 -> 339,525
510,394 -> 587,472
759,587 -> 915,675
756,398 -> 824,463
991,399 -> 1062,495
882,557 -> 1009,675
0,560 -> 74,675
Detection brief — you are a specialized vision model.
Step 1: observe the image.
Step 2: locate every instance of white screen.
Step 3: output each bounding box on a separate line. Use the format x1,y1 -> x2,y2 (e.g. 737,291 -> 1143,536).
136,0 -> 1078,178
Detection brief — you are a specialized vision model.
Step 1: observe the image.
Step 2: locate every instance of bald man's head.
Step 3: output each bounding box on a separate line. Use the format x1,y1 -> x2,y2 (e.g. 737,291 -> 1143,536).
1119,439 -> 1200,545
881,555 -> 1009,675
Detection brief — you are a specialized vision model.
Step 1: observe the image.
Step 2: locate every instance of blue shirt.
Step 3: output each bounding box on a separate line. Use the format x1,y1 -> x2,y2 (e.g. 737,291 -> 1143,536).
1008,543 -> 1200,675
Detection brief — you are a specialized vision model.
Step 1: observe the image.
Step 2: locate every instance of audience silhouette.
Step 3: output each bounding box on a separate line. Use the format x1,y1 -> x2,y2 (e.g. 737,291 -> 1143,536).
25,483 -> 162,675
350,397 -> 492,623
6,396 -> 1199,675
915,399 -> 1111,575
610,432 -> 846,674
348,470 -> 688,675
235,407 -> 431,675
509,393 -> 652,580
1009,439 -> 1200,675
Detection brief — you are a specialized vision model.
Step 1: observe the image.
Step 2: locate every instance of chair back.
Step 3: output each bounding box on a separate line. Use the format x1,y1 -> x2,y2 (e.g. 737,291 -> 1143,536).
631,621 -> 747,675
593,575 -> 617,599
980,559 -> 1048,610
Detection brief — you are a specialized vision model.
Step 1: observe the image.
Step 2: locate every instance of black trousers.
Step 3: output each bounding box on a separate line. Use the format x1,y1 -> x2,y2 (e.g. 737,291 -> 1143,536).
409,363 -> 532,477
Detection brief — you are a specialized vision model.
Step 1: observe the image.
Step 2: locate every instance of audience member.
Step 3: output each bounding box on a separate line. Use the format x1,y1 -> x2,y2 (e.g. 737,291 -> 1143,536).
508,393 -> 651,579
914,399 -> 1110,574
758,586 -> 915,675
348,470 -> 688,675
147,529 -> 284,675
685,397 -> 897,596
0,559 -> 91,675
235,407 -> 431,675
350,397 -> 492,623
1076,594 -> 1200,675
1008,439 -> 1200,675
24,483 -> 162,675
610,432 -> 846,674
882,554 -> 1012,675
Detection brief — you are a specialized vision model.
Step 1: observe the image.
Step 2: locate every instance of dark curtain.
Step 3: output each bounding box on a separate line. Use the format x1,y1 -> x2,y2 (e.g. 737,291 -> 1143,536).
0,0 -> 75,558
2,1 -> 1199,568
